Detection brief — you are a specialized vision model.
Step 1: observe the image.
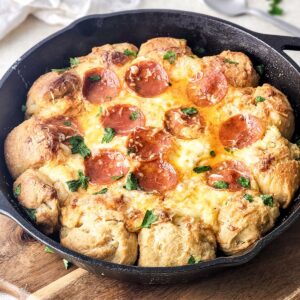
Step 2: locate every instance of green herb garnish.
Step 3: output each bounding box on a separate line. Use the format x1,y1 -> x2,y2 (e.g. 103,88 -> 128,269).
261,194 -> 274,207
14,184 -> 21,197
268,0 -> 283,15
125,173 -> 140,190
96,107 -> 103,117
224,148 -> 234,154
70,57 -> 80,67
63,121 -> 72,126
224,59 -> 239,65
24,208 -> 36,222
243,194 -> 254,203
124,49 -> 137,57
130,111 -> 139,121
237,176 -> 250,188
45,246 -> 54,253
256,64 -> 265,76
193,166 -> 212,174
163,50 -> 177,64
66,171 -> 89,192
181,107 -> 198,116
255,96 -> 266,104
93,188 -> 108,195
140,210 -> 158,229
102,128 -> 116,143
188,255 -> 201,265
51,67 -> 70,73
89,75 -> 101,81
21,104 -> 27,113
209,150 -> 216,157
213,181 -> 229,189
68,136 -> 91,158
63,259 -> 71,269
111,175 -> 124,181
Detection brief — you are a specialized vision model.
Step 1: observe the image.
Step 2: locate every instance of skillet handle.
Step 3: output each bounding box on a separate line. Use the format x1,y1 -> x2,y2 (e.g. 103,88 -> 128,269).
0,192 -> 17,219
255,33 -> 300,51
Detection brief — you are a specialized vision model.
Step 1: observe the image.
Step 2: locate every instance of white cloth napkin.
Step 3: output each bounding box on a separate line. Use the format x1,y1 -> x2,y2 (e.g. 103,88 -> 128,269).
0,0 -> 140,40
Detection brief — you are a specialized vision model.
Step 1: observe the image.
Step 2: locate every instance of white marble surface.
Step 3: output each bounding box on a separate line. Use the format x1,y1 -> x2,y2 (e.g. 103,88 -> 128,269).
0,0 -> 299,78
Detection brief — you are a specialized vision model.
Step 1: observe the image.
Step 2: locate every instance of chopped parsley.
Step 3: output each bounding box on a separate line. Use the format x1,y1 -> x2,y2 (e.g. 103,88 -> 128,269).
255,96 -> 266,104
63,121 -> 72,126
210,150 -> 216,157
66,170 -> 89,192
243,193 -> 254,202
181,107 -> 198,116
93,188 -> 108,195
45,246 -> 54,253
261,194 -> 274,207
111,174 -> 124,181
140,210 -> 158,229
63,259 -> 72,269
96,106 -> 103,117
268,0 -> 283,15
256,64 -> 265,76
68,136 -> 91,158
13,184 -> 21,197
124,49 -> 137,57
224,147 -> 234,154
163,50 -> 177,64
21,104 -> 27,113
130,111 -> 139,121
89,75 -> 101,81
224,58 -> 239,65
69,57 -> 80,67
213,181 -> 229,189
24,208 -> 36,222
193,165 -> 212,174
188,255 -> 201,265
102,128 -> 116,143
194,47 -> 206,56
51,67 -> 70,73
237,176 -> 250,188
125,173 -> 140,190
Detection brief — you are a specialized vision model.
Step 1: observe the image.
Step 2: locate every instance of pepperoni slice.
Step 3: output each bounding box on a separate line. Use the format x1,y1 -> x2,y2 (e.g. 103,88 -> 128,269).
207,160 -> 250,191
111,51 -> 130,66
82,68 -> 120,104
164,108 -> 205,139
127,127 -> 172,161
85,150 -> 129,185
134,160 -> 178,193
187,69 -> 228,106
100,104 -> 145,135
219,114 -> 264,149
125,61 -> 169,97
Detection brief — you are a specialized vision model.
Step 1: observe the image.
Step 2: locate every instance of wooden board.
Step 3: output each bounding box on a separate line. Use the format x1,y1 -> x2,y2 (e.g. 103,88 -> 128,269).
0,214 -> 299,300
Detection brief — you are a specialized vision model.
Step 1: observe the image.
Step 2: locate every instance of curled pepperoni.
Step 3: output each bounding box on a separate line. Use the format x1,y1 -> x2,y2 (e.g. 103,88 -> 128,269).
125,61 -> 169,97
164,107 -> 205,139
219,114 -> 264,149
100,104 -> 145,135
85,150 -> 129,185
82,68 -> 120,104
134,160 -> 178,193
207,160 -> 250,191
187,69 -> 228,106
111,51 -> 130,66
127,127 -> 172,161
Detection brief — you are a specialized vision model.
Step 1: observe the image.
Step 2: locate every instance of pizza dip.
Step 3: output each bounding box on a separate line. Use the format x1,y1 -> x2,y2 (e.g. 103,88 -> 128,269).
5,37 -> 300,267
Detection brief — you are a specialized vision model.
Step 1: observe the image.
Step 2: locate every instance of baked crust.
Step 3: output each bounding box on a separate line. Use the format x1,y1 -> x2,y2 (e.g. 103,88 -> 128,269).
217,192 -> 279,255
4,37 -> 299,266
138,215 -> 216,267
13,169 -> 60,234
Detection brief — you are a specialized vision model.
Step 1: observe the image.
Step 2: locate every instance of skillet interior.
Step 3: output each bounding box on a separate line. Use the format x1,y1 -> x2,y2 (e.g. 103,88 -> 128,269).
0,10 -> 300,284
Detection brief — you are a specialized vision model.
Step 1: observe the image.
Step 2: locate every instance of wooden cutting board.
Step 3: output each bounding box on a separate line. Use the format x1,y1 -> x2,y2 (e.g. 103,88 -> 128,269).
0,214 -> 299,300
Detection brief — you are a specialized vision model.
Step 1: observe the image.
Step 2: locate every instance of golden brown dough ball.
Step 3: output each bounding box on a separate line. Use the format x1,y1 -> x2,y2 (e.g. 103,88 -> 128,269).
253,84 -> 294,139
203,50 -> 259,88
60,196 -> 138,265
13,169 -> 60,234
138,216 -> 216,267
5,118 -> 61,178
234,126 -> 300,208
26,71 -> 82,118
217,192 -> 279,255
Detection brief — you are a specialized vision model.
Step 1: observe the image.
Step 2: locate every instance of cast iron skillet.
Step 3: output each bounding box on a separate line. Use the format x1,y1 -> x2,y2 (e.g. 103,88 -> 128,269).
0,9 -> 300,284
